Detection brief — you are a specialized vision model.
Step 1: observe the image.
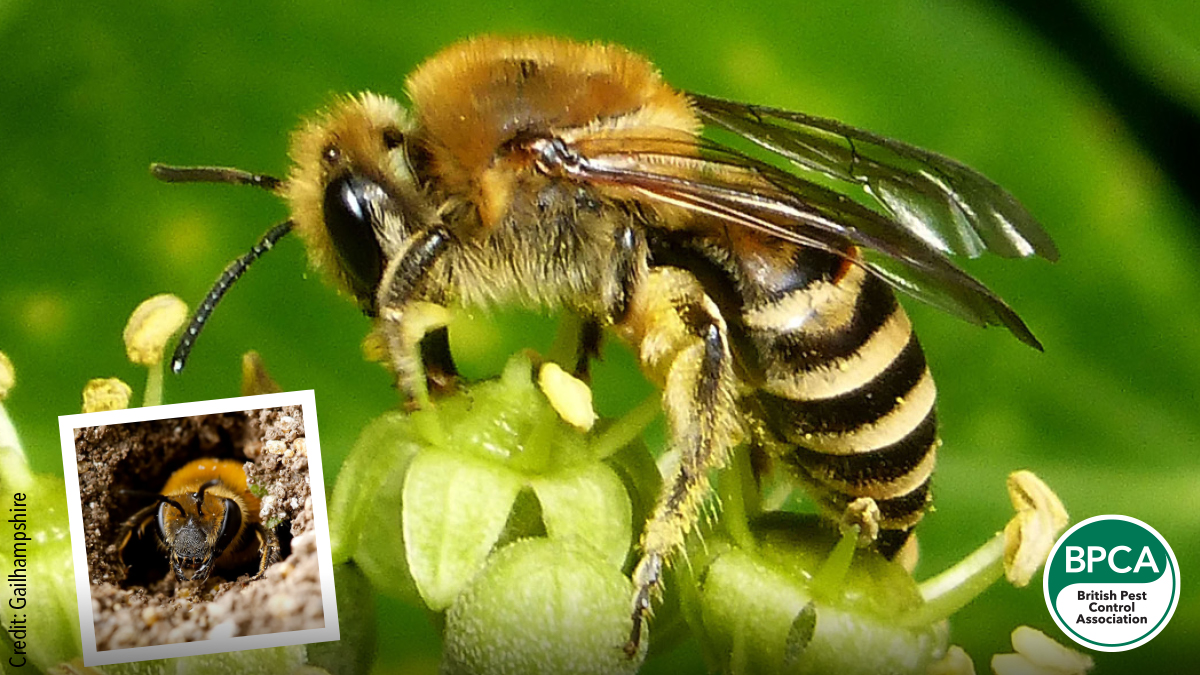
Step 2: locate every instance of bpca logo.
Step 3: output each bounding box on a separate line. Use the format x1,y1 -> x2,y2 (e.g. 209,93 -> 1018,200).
1044,515 -> 1180,652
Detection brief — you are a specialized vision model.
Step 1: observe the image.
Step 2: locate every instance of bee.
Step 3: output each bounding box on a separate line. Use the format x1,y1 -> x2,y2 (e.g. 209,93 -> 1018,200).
153,36 -> 1055,650
116,458 -> 280,583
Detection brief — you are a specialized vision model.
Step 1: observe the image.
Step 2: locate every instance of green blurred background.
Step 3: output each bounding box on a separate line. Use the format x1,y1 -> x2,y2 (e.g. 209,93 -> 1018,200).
2,0 -> 1197,672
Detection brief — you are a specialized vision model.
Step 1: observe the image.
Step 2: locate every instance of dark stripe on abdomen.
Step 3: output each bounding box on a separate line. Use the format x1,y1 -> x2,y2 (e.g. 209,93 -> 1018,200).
743,270 -> 939,557
757,335 -> 928,440
767,273 -> 898,365
784,410 -> 937,495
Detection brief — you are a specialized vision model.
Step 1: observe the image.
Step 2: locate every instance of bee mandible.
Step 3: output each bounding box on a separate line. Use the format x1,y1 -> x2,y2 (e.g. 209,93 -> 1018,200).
153,36 -> 1056,650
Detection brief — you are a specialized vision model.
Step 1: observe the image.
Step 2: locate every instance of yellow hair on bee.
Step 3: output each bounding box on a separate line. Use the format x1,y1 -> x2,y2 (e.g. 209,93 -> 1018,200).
285,92 -> 412,301
406,35 -> 699,229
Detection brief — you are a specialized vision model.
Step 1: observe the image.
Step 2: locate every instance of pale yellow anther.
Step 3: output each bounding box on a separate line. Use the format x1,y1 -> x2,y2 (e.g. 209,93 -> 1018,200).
992,626 -> 1093,675
1003,471 -> 1069,586
123,294 -> 188,366
927,645 -> 975,675
83,378 -> 133,413
0,351 -> 14,400
841,496 -> 881,546
1012,626 -> 1094,673
537,362 -> 597,431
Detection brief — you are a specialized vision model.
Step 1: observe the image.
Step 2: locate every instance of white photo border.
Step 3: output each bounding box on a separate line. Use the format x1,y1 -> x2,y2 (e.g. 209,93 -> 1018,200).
58,390 -> 340,667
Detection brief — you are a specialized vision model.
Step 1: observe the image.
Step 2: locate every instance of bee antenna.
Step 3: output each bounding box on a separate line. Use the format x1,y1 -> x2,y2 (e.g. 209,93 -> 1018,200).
150,163 -> 283,192
171,220 -> 294,374
122,488 -> 186,517
193,478 -> 221,516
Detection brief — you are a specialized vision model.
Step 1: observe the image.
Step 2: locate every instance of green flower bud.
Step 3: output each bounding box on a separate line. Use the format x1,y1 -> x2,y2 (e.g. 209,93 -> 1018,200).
332,354 -> 655,613
328,353 -> 664,670
690,515 -> 946,675
443,539 -> 645,675
305,564 -> 377,675
86,645 -> 310,675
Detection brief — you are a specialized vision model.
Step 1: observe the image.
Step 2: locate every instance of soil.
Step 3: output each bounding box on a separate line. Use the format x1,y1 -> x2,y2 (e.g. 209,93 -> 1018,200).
74,405 -> 324,650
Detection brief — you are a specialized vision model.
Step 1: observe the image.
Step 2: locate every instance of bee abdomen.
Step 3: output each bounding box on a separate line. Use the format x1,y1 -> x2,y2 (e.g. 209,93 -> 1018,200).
748,268 -> 938,555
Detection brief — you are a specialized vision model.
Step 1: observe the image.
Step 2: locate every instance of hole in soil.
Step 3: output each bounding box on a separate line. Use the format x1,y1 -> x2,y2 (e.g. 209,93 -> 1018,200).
78,411 -> 302,594
75,405 -> 321,649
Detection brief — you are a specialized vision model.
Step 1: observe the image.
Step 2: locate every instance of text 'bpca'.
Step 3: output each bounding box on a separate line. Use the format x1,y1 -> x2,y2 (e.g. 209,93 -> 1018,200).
1065,546 -> 1160,574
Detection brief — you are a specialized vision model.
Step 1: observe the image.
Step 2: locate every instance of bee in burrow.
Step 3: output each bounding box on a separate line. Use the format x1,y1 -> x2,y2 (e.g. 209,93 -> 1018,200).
116,458 -> 280,583
153,36 -> 1056,650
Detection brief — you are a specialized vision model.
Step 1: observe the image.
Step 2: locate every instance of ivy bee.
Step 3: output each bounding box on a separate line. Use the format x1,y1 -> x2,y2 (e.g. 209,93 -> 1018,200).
154,36 -> 1055,650
117,458 -> 279,583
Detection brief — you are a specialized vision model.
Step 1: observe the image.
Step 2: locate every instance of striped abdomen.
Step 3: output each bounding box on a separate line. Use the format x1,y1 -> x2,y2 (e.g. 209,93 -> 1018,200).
738,244 -> 937,556
646,229 -> 938,556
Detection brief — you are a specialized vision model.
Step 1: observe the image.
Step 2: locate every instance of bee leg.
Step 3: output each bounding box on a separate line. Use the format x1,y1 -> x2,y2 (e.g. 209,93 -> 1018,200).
619,268 -> 740,656
374,227 -> 454,407
419,325 -> 460,397
171,553 -> 187,582
567,222 -> 637,381
114,504 -> 160,580
250,522 -> 281,580
572,317 -> 604,381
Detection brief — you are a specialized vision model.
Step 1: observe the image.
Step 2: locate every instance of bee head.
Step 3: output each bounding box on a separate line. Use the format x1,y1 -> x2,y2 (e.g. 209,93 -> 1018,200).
157,480 -> 243,582
156,93 -> 437,373
285,92 -> 434,312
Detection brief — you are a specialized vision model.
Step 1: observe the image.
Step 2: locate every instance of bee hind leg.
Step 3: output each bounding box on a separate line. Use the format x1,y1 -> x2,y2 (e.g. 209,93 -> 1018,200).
621,268 -> 741,656
250,523 -> 281,580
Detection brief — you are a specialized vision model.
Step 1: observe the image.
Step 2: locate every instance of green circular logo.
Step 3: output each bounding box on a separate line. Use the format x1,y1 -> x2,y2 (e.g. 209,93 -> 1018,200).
1043,515 -> 1180,652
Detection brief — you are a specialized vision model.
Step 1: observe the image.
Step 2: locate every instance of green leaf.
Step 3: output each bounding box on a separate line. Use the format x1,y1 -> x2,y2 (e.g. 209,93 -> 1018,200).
403,449 -> 523,610
531,463 -> 633,569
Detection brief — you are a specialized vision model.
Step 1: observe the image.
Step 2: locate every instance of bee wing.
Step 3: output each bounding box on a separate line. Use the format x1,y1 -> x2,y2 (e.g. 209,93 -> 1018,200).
689,93 -> 1059,263
554,134 -> 1043,349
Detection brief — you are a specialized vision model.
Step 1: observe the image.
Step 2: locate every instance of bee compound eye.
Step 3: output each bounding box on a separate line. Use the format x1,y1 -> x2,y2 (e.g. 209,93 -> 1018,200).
156,503 -> 170,540
214,497 -> 242,558
322,172 -> 387,303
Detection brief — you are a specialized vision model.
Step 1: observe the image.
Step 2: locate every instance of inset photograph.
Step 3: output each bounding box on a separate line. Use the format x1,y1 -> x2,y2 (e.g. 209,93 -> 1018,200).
59,391 -> 339,666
